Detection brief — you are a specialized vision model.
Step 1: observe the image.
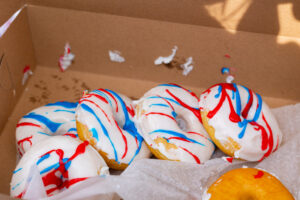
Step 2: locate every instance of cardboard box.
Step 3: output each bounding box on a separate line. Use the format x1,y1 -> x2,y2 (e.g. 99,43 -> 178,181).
0,0 -> 299,197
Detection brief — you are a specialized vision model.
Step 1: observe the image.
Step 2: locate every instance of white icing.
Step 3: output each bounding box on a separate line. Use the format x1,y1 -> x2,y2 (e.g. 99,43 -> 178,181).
154,46 -> 178,65
108,50 -> 125,63
16,102 -> 78,157
59,43 -> 75,71
10,136 -> 108,198
199,84 -> 283,161
76,89 -> 151,165
226,75 -> 234,83
202,188 -> 211,200
135,84 -> 215,164
180,57 -> 193,76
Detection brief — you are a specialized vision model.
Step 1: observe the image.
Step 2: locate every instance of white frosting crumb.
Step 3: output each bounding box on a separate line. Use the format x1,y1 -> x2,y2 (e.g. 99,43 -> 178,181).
109,50 -> 125,63
242,165 -> 248,168
234,150 -> 240,158
100,166 -> 110,176
226,75 -> 234,83
154,46 -> 178,65
180,57 -> 193,76
59,43 -> 75,72
22,66 -> 33,85
202,188 -> 211,200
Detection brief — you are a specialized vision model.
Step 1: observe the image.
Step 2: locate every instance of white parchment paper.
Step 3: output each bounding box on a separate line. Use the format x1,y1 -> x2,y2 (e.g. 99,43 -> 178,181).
23,103 -> 300,200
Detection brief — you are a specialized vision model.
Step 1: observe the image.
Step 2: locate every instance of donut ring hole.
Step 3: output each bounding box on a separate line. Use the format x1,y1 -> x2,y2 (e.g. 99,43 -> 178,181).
175,115 -> 188,132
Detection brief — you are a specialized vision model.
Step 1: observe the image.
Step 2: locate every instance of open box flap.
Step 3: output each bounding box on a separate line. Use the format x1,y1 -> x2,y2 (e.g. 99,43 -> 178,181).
0,0 -> 24,25
0,7 -> 36,134
26,0 -> 300,37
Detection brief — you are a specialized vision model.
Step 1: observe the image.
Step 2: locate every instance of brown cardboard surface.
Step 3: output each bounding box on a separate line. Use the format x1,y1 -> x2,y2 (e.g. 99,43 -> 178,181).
27,5 -> 300,101
0,8 -> 36,134
0,66 -> 297,195
0,0 -> 24,25
25,0 -> 300,37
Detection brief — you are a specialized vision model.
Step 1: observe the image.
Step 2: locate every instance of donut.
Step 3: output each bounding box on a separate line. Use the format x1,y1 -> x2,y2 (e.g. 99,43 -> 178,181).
135,83 -> 215,164
199,83 -> 282,161
10,136 -> 109,198
76,89 -> 151,170
16,101 -> 78,157
205,168 -> 294,200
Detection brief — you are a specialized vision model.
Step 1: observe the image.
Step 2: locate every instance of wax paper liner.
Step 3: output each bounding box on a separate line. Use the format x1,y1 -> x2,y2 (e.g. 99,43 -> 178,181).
23,103 -> 300,200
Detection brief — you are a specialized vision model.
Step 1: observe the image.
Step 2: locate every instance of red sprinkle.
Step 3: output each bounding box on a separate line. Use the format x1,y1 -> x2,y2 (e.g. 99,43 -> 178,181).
254,170 -> 264,179
226,157 -> 233,163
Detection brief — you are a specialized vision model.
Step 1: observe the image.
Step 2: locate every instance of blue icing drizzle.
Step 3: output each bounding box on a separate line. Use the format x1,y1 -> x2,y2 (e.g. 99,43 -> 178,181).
23,113 -> 63,133
67,128 -> 77,132
12,180 -> 24,191
53,109 -> 76,114
105,89 -> 144,164
40,162 -> 60,175
147,96 -> 181,106
171,111 -> 177,118
13,168 -> 22,174
46,102 -> 78,109
149,129 -> 205,146
37,153 -> 50,165
92,90 -> 113,107
149,103 -> 169,108
37,131 -> 51,136
80,104 -> 118,163
233,83 -> 242,116
90,128 -> 99,141
158,84 -> 181,88
215,85 -> 222,98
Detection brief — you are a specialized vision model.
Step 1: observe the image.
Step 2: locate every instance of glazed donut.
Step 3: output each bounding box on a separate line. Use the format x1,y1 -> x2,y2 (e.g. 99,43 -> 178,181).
135,83 -> 215,164
16,101 -> 78,157
204,168 -> 294,200
10,136 -> 109,198
76,89 -> 151,170
199,83 -> 282,161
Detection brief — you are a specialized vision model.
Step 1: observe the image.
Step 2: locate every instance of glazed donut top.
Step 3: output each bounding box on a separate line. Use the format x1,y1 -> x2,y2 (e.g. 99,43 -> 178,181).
16,101 -> 78,157
135,83 -> 215,164
10,136 -> 109,198
76,89 -> 150,165
199,83 -> 282,161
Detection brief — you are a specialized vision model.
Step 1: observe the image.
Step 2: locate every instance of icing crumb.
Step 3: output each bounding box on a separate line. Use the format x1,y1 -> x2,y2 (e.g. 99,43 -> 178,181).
109,50 -> 125,63
202,188 -> 211,200
22,65 -> 33,85
226,75 -> 234,83
180,57 -> 193,76
242,165 -> 248,168
59,43 -> 75,72
222,156 -> 233,163
154,46 -> 178,65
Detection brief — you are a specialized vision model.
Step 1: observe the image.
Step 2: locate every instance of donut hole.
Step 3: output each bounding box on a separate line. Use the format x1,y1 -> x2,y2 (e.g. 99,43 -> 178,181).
175,116 -> 188,132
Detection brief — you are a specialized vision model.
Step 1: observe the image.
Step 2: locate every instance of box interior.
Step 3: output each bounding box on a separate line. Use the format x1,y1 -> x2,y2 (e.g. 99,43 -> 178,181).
0,2 -> 299,195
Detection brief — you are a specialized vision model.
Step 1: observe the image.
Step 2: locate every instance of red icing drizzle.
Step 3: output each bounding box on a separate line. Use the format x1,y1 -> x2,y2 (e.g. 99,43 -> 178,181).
114,119 -> 128,159
16,122 -> 41,128
88,93 -> 108,104
98,89 -> 119,112
259,114 -> 274,160
80,99 -> 111,123
207,83 -> 240,123
127,105 -> 135,117
145,112 -> 176,122
241,90 -> 253,118
158,94 -> 175,111
40,141 -> 89,195
64,133 -> 77,138
254,170 -> 264,179
168,137 -> 191,143
169,83 -> 198,100
166,89 -> 202,123
17,136 -> 33,152
187,131 -> 210,140
179,147 -> 200,164
226,157 -> 233,163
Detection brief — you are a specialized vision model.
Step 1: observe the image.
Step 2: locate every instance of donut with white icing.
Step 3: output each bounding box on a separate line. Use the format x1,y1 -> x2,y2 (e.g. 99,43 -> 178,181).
10,136 -> 109,198
135,84 -> 215,164
76,89 -> 151,170
199,83 -> 282,161
16,102 -> 78,157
